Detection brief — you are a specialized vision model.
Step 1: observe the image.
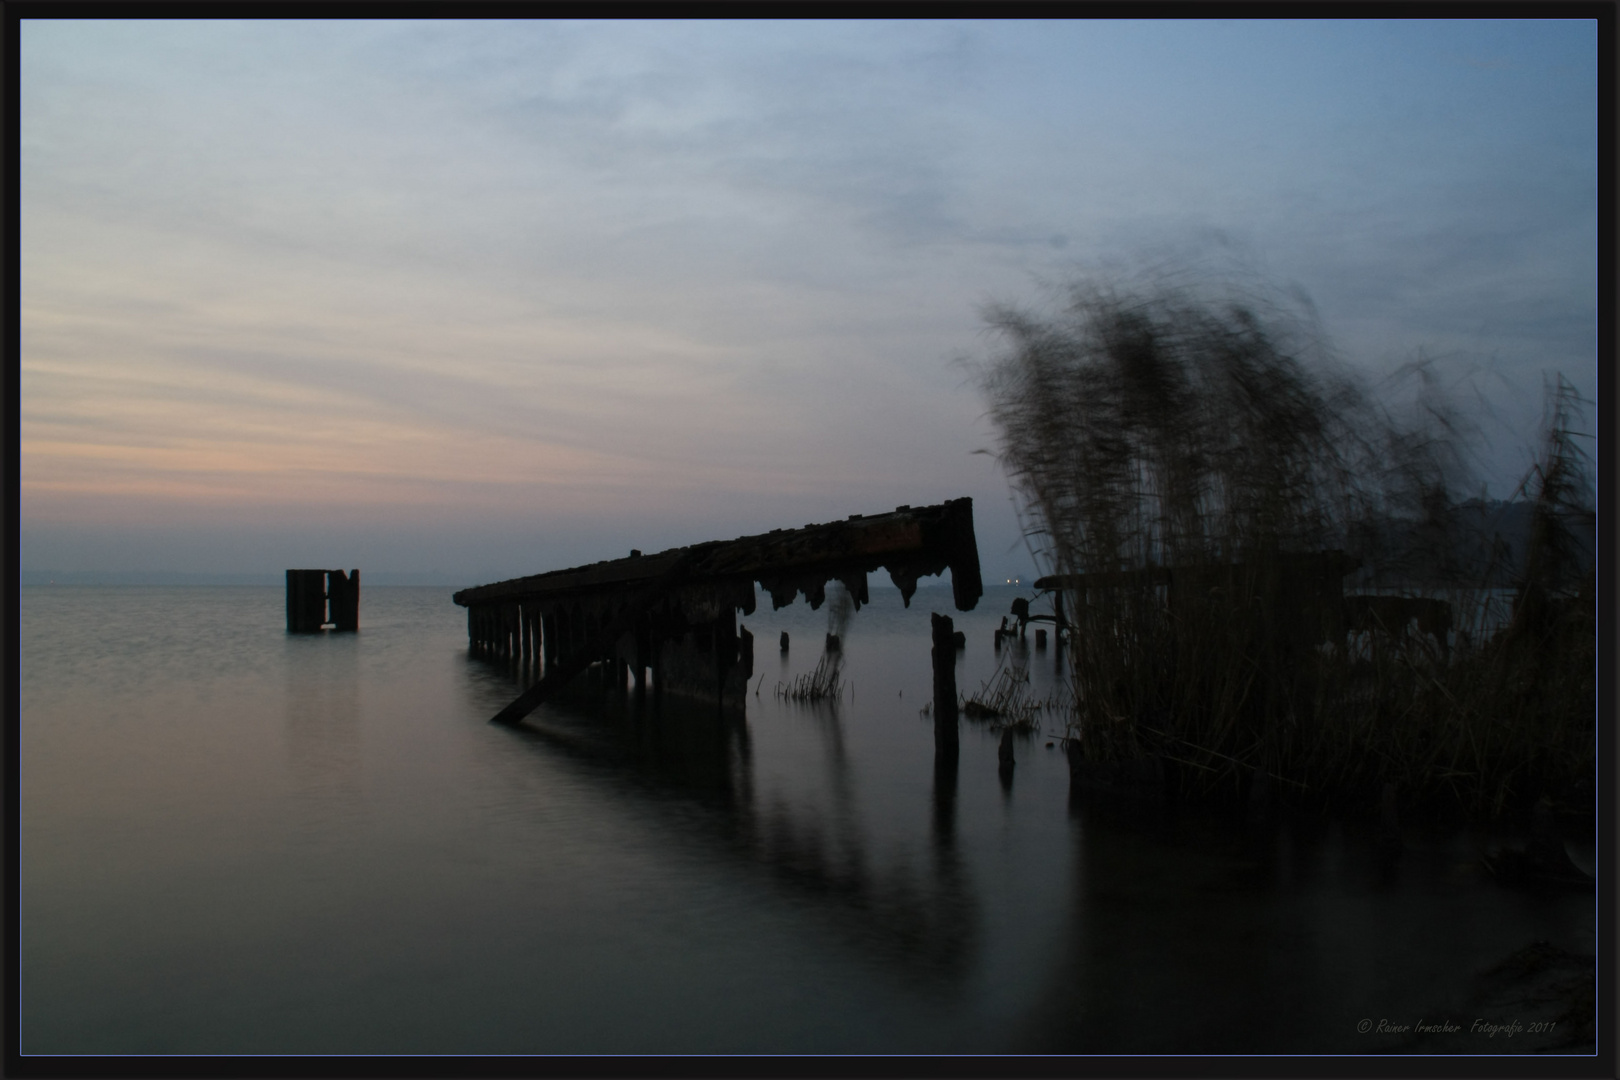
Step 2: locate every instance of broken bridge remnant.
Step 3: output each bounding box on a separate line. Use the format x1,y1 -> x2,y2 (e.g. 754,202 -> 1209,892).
454,498 -> 983,725
286,569 -> 360,633
1034,550 -> 1360,652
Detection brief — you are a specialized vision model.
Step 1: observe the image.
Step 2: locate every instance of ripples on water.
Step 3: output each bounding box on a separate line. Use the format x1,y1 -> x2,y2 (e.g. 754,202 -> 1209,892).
18,585 -> 1594,1054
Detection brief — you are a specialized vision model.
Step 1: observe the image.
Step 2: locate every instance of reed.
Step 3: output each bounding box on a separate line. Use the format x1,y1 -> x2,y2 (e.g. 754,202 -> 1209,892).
777,581 -> 857,703
962,653 -> 1042,729
977,270 -> 1594,822
777,651 -> 845,703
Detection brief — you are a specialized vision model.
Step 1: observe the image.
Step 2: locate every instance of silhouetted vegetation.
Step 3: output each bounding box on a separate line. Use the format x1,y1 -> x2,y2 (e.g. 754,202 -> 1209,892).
977,270 -> 1594,821
777,583 -> 853,703
962,653 -> 1044,729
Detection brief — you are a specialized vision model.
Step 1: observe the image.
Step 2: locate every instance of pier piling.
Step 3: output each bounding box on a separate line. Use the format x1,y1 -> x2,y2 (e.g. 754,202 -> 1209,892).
931,613 -> 959,757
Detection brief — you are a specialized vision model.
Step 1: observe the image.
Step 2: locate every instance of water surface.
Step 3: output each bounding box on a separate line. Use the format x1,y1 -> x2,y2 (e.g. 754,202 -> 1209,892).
18,585 -> 1593,1054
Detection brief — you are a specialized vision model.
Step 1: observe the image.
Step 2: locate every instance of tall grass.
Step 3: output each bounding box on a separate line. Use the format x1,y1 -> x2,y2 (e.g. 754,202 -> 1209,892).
776,582 -> 855,703
977,272 -> 1594,821
776,651 -> 845,703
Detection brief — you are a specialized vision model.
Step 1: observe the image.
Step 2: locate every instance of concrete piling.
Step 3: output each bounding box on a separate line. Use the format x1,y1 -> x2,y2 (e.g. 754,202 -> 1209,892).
286,569 -> 359,633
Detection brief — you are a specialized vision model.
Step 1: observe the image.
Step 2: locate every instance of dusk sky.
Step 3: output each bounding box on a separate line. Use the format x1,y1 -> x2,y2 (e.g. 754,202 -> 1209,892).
19,19 -> 1598,584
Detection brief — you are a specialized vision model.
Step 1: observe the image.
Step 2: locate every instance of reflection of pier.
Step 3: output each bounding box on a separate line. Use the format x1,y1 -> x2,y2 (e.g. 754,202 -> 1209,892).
453,499 -> 983,725
498,685 -> 979,981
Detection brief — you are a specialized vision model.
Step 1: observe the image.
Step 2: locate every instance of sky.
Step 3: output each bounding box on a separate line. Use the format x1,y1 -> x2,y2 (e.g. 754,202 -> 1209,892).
18,19 -> 1600,585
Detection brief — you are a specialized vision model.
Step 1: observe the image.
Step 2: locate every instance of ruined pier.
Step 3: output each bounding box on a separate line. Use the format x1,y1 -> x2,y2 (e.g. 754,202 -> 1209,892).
453,498 -> 982,724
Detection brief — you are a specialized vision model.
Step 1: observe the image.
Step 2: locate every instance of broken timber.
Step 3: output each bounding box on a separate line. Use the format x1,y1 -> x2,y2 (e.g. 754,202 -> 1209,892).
453,498 -> 982,725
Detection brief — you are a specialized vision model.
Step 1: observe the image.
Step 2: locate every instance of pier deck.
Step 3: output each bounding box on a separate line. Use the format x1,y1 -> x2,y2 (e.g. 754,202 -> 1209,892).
453,498 -> 982,723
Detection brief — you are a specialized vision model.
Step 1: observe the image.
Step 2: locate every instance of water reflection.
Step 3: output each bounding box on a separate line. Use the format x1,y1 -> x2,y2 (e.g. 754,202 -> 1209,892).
488,671 -> 980,984
282,633 -> 363,811
453,586 -> 1594,1053
931,751 -> 957,849
1015,797 -> 1594,1053
926,752 -> 971,973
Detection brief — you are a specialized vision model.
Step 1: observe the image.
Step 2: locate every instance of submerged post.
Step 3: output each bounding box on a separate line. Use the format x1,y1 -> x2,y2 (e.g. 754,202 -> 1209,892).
931,612 -> 959,757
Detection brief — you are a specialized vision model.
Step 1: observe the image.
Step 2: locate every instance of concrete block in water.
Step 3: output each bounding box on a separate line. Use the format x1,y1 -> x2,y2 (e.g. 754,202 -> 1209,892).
286,569 -> 359,633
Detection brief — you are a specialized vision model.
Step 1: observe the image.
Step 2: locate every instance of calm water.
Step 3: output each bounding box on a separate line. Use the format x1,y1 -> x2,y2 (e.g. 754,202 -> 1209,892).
18,585 -> 1594,1054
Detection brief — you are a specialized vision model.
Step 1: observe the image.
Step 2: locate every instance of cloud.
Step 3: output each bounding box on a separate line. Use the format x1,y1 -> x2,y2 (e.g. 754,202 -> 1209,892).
18,19 -> 1598,576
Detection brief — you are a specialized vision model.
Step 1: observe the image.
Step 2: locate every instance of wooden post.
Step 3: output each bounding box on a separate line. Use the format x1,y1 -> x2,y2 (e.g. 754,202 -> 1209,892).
931,613 -> 959,756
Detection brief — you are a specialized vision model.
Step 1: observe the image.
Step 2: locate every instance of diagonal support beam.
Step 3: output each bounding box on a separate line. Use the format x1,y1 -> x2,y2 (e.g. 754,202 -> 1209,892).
489,651 -> 598,726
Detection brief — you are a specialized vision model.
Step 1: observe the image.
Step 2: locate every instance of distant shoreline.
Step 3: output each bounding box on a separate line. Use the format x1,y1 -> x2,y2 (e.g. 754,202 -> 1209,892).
16,573 -> 974,589
19,572 -> 459,587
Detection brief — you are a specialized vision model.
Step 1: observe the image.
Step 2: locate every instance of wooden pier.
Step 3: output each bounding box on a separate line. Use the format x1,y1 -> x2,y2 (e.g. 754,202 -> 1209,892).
453,498 -> 982,724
